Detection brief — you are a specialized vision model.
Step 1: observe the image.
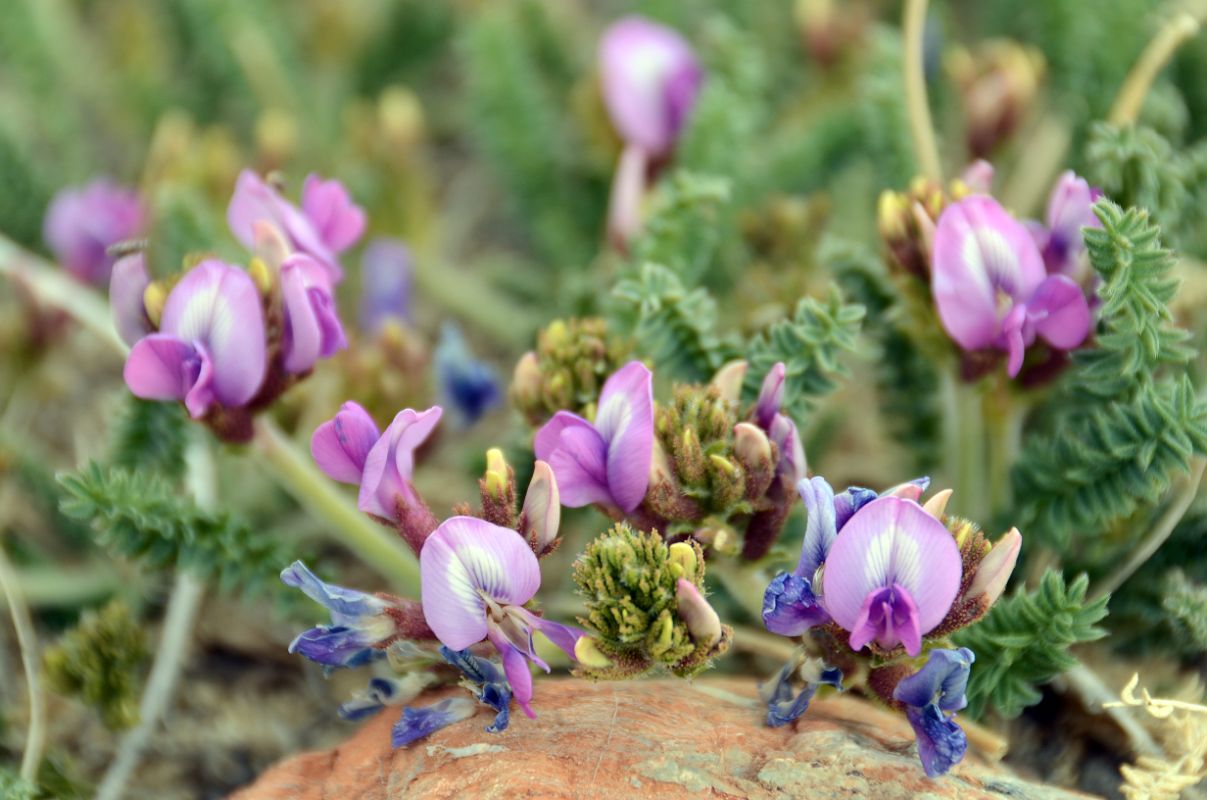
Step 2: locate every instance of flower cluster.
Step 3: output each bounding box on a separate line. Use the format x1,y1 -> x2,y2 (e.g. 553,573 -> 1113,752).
116,171 -> 365,441
761,475 -> 1020,777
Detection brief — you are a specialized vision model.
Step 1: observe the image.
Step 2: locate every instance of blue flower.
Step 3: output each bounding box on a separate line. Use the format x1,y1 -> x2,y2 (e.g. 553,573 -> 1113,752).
440,646 -> 513,734
893,648 -> 975,777
762,572 -> 827,637
392,697 -> 477,748
434,323 -> 500,426
760,657 -> 843,728
281,561 -> 398,668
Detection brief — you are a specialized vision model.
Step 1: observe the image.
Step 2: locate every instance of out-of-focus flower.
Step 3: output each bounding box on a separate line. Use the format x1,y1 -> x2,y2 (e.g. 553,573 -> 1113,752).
43,179 -> 145,285
419,516 -> 582,717
109,253 -> 152,347
534,361 -> 653,513
434,323 -> 501,426
123,260 -> 266,419
932,196 -> 1092,377
948,40 -> 1044,158
893,648 -> 975,777
1027,171 -> 1103,279
359,238 -> 413,332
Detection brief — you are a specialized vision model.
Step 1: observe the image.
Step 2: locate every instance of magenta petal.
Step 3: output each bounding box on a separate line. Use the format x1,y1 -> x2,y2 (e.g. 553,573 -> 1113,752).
756,362 -> 786,429
1028,275 -> 1092,351
311,401 -> 380,484
596,361 -> 654,512
159,260 -> 267,408
302,174 -> 366,253
358,406 -> 442,520
932,196 -> 1046,351
124,334 -> 202,406
547,425 -> 613,508
490,632 -> 536,718
533,411 -> 595,462
822,497 -> 961,638
281,254 -> 346,373
420,516 -> 541,650
1046,171 -> 1102,243
109,253 -> 151,346
847,583 -> 923,655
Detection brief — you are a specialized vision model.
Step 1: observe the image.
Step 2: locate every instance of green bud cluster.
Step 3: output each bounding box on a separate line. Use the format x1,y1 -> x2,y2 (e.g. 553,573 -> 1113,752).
44,600 -> 148,730
511,317 -> 631,426
572,524 -> 727,679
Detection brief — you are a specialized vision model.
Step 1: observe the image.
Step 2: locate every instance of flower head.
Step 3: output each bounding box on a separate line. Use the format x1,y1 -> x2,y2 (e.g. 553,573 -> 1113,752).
359,238 -> 413,332
44,179 -> 145,285
932,195 -> 1092,376
534,360 -> 654,513
434,323 -> 501,426
893,648 -> 975,777
420,516 -> 581,717
123,260 -> 267,419
822,496 -> 962,656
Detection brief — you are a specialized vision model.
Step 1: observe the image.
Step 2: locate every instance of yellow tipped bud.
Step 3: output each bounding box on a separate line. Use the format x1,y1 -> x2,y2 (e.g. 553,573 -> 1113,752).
248,257 -> 273,296
668,542 -> 699,581
709,454 -> 739,477
922,488 -> 953,520
574,637 -> 612,669
484,448 -> 508,497
143,282 -> 168,328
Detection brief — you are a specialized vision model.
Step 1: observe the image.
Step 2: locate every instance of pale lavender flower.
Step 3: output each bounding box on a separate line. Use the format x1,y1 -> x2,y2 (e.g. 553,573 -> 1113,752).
893,648 -> 975,777
43,179 -> 145,285
359,238 -> 413,332
821,496 -> 962,656
109,253 -> 151,347
1028,170 -> 1103,278
280,253 -> 347,374
123,260 -> 266,418
534,361 -> 653,513
357,407 -> 443,522
310,401 -> 381,484
419,516 -> 582,717
754,363 -> 807,485
932,195 -> 1092,377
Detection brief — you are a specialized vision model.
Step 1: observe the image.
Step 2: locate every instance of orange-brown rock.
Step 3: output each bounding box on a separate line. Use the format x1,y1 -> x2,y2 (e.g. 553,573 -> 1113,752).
231,678 -> 1091,799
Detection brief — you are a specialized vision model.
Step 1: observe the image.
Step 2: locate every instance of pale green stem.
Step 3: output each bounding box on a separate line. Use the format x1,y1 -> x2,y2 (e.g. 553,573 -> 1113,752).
254,418 -> 421,596
96,440 -> 212,800
984,386 -> 1025,516
0,539 -> 46,782
730,623 -> 796,662
1090,456 -> 1207,601
942,372 -> 987,519
0,562 -> 126,609
903,0 -> 941,182
1109,13 -> 1201,126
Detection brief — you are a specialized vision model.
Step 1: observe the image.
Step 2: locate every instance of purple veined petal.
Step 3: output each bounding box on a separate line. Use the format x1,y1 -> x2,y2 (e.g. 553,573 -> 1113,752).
599,16 -> 703,156
595,361 -> 654,512
109,253 -> 151,346
546,425 -> 613,508
755,362 -> 786,429
182,341 -> 217,419
894,647 -> 975,712
905,704 -> 968,778
123,334 -> 204,409
821,496 -> 961,639
420,516 -> 542,651
795,476 -> 838,579
847,582 -> 923,655
769,413 -> 807,484
311,401 -> 381,484
833,486 -> 877,531
359,238 -> 413,331
932,196 -> 1046,351
358,406 -> 442,520
391,697 -> 477,748
159,260 -> 267,408
280,560 -> 388,622
1027,274 -> 1092,351
280,254 -> 347,373
489,631 -> 536,719
302,174 -> 366,253
762,572 -> 830,636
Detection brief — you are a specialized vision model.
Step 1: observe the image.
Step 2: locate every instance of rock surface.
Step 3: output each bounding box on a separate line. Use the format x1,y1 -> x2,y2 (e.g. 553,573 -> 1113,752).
231,678 -> 1092,799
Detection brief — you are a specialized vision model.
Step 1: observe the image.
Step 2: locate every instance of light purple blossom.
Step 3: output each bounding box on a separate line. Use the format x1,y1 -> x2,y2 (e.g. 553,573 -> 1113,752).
932,195 -> 1092,377
419,516 -> 582,717
123,260 -> 267,418
822,496 -> 961,656
754,364 -> 807,485
310,401 -> 381,484
893,648 -> 975,777
227,170 -> 365,283
109,253 -> 151,347
359,238 -> 413,332
357,407 -> 443,522
43,179 -> 145,285
534,361 -> 654,514
280,253 -> 347,374
1028,170 -> 1103,278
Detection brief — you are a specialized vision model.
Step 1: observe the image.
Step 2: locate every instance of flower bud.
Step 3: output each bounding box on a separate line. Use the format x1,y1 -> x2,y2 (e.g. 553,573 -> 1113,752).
922,488 -> 953,520
668,541 -> 699,581
677,427 -> 707,485
965,527 -> 1021,605
574,636 -> 613,668
109,253 -> 151,347
733,422 -> 775,500
676,578 -> 722,649
710,360 -> 748,405
510,351 -> 542,413
755,362 -> 786,429
479,447 -> 517,528
142,281 -> 168,329
948,40 -> 1045,158
708,454 -> 745,509
484,448 -> 509,499
521,460 -> 561,556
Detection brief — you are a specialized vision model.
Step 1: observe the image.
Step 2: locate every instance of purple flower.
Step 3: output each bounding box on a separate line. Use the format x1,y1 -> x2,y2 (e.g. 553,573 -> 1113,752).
392,698 -> 476,748
419,516 -> 582,717
227,170 -> 364,283
358,407 -> 443,522
534,361 -> 654,514
822,496 -> 962,656
359,238 -> 413,332
280,253 -> 347,374
43,179 -> 145,285
434,323 -> 501,426
123,260 -> 267,419
281,560 -> 401,668
760,657 -> 843,727
893,648 -> 975,777
932,196 -> 1092,377
109,253 -> 151,347
754,363 -> 808,485
599,16 -> 703,158
1030,171 -> 1103,278
311,401 -> 381,484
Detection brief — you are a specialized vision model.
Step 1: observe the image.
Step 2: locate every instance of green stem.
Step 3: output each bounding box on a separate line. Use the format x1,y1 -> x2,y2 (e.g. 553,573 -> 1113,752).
0,540 -> 46,783
942,372 -> 988,519
1109,13 -> 1201,125
903,0 -> 941,182
254,418 -> 420,596
0,562 -> 126,609
411,253 -> 531,349
984,384 -> 1025,517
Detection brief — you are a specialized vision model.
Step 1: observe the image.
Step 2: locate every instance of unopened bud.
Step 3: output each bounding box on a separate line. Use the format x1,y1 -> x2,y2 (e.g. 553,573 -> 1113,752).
574,636 -> 612,668
143,281 -> 168,328
248,257 -> 273,296
678,428 -> 707,484
484,448 -> 509,499
710,360 -> 748,406
922,488 -> 953,519
676,579 -> 722,649
521,460 -> 560,556
668,541 -> 699,581
733,422 -> 773,469
965,527 -> 1021,605
649,438 -> 675,487
511,351 -> 542,409
708,454 -> 745,508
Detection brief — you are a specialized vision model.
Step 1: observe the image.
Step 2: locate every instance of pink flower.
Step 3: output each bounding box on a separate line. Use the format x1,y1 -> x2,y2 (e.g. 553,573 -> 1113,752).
44,179 -> 145,285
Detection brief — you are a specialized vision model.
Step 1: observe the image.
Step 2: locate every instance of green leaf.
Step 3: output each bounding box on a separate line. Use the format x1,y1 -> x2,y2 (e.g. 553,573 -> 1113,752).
109,398 -> 190,483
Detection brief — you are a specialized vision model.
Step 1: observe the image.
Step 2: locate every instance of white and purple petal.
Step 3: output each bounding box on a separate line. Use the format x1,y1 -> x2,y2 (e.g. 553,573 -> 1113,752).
594,360 -> 654,512
795,476 -> 838,579
123,334 -> 209,416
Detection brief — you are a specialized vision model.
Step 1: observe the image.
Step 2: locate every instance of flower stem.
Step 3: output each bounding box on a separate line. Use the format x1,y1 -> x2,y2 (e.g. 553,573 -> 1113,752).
984,384 -> 1024,517
253,418 -> 421,596
1090,456 -> 1206,600
95,440 -> 213,800
943,373 -> 987,519
903,0 -> 941,182
0,538 -> 46,782
1109,13 -> 1201,125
